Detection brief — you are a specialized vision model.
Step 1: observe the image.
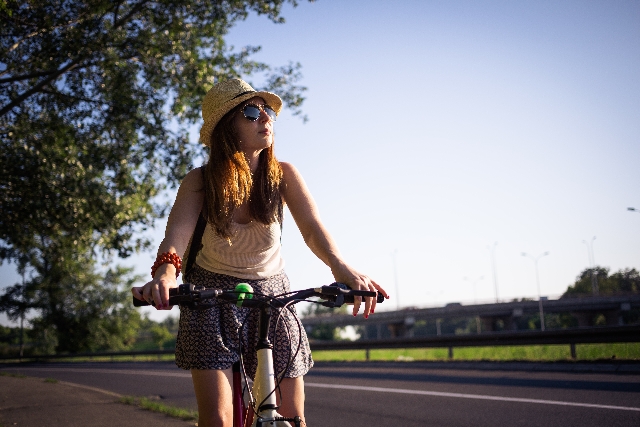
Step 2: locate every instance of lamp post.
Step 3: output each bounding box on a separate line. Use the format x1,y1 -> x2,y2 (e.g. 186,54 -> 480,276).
521,251 -> 549,331
487,242 -> 499,303
582,236 -> 598,295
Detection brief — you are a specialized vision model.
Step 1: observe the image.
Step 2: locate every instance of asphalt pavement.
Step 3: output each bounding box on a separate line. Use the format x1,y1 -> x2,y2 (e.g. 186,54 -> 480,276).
2,360 -> 639,427
0,374 -> 195,427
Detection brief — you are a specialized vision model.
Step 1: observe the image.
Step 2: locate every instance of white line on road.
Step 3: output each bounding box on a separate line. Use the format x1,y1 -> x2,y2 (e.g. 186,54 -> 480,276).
6,367 -> 638,412
305,382 -> 640,412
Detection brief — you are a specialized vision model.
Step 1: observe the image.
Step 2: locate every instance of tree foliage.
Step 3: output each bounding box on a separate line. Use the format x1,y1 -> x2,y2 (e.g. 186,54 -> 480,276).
0,0 -> 310,352
0,252 -> 143,353
562,267 -> 640,298
1,0 -> 308,261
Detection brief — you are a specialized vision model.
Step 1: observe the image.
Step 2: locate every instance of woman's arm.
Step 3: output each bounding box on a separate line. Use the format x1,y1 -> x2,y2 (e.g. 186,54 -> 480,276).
280,162 -> 388,317
131,167 -> 204,309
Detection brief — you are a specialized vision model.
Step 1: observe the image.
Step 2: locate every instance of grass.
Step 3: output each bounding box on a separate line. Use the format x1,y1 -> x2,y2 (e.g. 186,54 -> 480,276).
0,371 -> 26,378
120,396 -> 198,421
44,377 -> 58,383
0,354 -> 177,364
4,343 -> 639,364
51,354 -> 177,363
311,343 -> 640,362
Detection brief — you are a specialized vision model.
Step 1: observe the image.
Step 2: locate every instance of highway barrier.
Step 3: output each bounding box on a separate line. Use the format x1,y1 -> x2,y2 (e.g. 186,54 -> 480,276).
1,325 -> 638,362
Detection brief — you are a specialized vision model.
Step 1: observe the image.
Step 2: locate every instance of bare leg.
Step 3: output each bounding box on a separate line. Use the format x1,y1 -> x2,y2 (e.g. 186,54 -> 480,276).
191,368 -> 234,427
277,376 -> 305,425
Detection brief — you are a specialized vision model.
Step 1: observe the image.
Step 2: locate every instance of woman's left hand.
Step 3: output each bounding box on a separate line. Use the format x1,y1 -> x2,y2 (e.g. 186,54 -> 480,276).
331,262 -> 389,318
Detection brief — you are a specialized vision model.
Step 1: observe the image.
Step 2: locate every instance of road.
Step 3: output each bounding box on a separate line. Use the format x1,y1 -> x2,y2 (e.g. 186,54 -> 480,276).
2,361 -> 639,426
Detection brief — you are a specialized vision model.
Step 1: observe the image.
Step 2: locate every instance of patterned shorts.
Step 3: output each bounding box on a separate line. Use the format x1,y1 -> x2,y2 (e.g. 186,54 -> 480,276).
175,265 -> 314,379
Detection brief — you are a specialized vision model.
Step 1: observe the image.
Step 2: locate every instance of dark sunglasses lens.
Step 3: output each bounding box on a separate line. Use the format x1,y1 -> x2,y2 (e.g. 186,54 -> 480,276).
243,105 -> 261,121
264,107 -> 277,121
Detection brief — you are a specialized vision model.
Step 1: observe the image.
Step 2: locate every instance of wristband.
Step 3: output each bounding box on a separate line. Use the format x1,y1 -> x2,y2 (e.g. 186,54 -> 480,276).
151,252 -> 182,278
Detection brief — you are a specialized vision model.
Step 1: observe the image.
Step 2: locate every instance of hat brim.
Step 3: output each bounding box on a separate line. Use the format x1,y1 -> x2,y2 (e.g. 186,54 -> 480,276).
199,90 -> 282,146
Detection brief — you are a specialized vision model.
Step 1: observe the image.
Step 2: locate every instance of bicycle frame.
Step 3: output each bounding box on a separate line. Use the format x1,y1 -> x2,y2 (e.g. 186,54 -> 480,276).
232,361 -> 247,426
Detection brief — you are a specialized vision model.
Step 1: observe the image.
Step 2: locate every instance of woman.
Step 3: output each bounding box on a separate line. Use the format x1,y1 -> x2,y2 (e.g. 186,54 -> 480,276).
132,78 -> 388,427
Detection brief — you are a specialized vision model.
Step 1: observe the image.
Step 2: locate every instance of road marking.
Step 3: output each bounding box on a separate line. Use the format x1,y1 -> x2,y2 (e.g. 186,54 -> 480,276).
58,380 -> 123,398
305,382 -> 640,412
6,368 -> 639,412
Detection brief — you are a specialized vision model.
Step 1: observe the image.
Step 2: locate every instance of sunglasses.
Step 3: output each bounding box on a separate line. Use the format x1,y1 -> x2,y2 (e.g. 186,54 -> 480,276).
241,103 -> 277,122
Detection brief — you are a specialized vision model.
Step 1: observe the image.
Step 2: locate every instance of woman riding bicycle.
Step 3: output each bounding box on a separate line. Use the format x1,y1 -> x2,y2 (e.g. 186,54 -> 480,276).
132,78 -> 388,427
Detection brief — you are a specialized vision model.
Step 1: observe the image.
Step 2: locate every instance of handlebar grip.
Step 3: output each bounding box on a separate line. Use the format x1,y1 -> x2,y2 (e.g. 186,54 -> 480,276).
343,292 -> 385,304
133,296 -> 152,307
323,283 -> 385,304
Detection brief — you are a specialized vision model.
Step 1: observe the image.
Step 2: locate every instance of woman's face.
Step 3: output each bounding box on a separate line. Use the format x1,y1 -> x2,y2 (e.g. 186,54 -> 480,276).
234,96 -> 275,154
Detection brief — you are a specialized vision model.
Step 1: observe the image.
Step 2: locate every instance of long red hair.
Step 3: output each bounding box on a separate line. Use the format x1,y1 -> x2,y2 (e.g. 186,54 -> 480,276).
203,104 -> 283,239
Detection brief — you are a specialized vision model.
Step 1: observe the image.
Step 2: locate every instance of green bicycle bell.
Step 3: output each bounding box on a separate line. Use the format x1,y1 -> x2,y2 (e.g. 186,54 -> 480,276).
235,283 -> 254,307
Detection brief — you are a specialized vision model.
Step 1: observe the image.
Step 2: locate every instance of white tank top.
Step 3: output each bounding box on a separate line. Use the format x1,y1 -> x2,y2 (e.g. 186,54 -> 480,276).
195,220 -> 285,279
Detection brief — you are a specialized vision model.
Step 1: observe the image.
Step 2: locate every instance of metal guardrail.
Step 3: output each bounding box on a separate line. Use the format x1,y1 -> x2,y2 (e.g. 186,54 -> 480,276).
309,325 -> 640,350
310,325 -> 640,359
2,325 -> 638,362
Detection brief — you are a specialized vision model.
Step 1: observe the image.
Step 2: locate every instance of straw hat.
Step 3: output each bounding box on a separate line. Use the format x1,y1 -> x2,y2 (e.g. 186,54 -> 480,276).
199,79 -> 283,146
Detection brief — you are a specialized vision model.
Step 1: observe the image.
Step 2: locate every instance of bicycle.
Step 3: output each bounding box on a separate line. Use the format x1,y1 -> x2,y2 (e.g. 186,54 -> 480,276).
134,282 -> 384,427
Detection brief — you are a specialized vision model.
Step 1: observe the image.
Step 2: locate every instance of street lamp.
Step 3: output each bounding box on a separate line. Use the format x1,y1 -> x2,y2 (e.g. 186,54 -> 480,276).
582,236 -> 598,295
521,251 -> 550,331
487,242 -> 499,303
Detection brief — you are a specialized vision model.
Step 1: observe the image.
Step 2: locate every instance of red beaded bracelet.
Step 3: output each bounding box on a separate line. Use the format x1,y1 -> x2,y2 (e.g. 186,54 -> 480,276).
151,252 -> 182,278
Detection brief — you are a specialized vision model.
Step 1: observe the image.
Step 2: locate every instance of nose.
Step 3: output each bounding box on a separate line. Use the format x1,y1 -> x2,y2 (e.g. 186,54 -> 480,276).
259,109 -> 273,123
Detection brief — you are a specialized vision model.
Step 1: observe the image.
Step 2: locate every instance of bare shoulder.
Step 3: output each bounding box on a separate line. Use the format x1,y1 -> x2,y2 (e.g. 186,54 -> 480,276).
280,161 -> 303,184
279,162 -> 309,203
280,161 -> 297,175
181,166 -> 205,192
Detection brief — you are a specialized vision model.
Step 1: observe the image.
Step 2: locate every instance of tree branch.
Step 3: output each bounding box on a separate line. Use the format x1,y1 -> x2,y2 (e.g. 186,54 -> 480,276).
113,0 -> 151,29
0,59 -> 82,117
0,68 -> 61,84
8,18 -> 86,54
40,87 -> 107,106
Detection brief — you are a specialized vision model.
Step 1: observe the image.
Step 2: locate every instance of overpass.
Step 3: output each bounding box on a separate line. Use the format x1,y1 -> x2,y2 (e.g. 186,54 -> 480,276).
301,294 -> 640,338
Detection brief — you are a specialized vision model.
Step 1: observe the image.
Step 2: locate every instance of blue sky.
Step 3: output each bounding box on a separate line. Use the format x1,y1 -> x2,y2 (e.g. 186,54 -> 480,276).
2,0 -> 639,324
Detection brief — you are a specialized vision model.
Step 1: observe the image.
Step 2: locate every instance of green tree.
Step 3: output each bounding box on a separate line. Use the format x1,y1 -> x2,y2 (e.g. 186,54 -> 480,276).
561,267 -> 640,327
1,1 -> 309,352
563,267 -> 640,297
1,0 -> 309,261
149,322 -> 174,350
1,253 -> 142,353
609,268 -> 640,294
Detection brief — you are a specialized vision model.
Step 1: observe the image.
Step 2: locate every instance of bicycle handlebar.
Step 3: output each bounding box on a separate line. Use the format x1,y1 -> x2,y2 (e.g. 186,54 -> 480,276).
133,282 -> 385,310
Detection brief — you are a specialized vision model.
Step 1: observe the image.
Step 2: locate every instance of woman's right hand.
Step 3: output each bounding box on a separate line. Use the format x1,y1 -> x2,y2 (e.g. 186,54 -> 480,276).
131,264 -> 179,310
